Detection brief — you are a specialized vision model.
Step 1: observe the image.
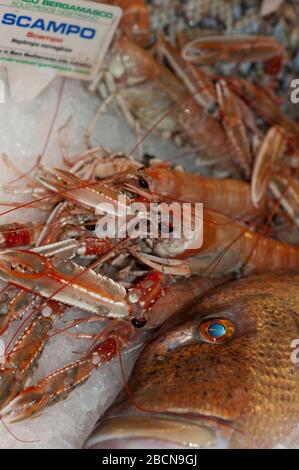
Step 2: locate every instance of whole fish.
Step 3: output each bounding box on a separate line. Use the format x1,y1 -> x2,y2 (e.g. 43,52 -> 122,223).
84,273 -> 299,449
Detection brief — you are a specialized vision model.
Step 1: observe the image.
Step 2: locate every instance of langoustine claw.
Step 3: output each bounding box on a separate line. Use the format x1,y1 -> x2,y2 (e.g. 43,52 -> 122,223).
0,301 -> 65,410
182,35 -> 286,72
0,249 -> 129,318
1,276 -> 225,421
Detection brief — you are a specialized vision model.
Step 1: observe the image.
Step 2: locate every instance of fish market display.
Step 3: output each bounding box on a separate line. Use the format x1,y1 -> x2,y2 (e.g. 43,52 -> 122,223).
0,0 -> 298,450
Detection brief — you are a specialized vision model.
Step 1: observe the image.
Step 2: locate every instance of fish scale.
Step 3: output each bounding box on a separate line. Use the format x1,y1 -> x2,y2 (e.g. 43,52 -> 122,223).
85,273 -> 299,449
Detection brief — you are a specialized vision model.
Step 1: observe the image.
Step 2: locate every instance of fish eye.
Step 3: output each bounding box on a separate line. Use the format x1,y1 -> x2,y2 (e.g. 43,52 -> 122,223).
198,318 -> 235,344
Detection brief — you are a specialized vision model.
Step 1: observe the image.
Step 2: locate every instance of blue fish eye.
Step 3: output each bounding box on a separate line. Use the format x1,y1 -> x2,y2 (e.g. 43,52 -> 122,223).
198,318 -> 235,343
207,322 -> 226,338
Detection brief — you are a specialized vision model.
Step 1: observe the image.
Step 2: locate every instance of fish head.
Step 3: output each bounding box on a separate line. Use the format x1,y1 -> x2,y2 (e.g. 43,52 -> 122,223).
84,273 -> 299,449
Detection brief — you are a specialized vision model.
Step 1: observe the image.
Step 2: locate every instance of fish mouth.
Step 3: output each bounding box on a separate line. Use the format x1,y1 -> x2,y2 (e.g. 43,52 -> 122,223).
84,414 -> 228,449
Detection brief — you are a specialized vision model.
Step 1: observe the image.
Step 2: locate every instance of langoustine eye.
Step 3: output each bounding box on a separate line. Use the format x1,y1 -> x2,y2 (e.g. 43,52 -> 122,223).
198,318 -> 235,344
138,175 -> 149,189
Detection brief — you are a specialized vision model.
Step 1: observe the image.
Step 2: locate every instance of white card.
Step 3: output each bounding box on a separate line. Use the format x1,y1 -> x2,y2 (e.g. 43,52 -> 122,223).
0,0 -> 122,80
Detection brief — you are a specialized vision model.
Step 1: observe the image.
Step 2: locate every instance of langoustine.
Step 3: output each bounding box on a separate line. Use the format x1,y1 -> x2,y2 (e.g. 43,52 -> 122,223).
92,34 -> 234,167
134,165 -> 267,221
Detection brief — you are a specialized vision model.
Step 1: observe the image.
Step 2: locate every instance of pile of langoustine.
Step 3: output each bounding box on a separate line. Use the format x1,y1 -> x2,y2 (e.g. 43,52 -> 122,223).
0,0 -> 298,426
91,1 -> 299,238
